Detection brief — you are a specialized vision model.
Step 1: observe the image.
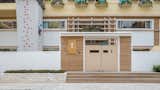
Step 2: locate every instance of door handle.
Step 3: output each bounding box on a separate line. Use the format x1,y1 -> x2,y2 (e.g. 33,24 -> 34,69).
103,50 -> 108,53
90,50 -> 99,53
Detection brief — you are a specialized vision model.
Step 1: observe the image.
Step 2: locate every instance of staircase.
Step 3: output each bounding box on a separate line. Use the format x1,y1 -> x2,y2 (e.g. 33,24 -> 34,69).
66,72 -> 160,83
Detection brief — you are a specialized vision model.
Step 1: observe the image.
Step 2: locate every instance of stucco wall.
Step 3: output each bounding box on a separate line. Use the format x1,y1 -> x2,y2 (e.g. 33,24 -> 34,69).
132,51 -> 160,72
0,31 -> 60,47
0,31 -> 17,46
43,31 -> 60,46
119,31 -> 154,46
0,51 -> 61,71
0,51 -> 160,72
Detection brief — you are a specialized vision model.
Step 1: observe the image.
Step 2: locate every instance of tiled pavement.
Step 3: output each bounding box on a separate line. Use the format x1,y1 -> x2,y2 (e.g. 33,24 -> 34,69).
0,73 -> 160,90
0,83 -> 160,90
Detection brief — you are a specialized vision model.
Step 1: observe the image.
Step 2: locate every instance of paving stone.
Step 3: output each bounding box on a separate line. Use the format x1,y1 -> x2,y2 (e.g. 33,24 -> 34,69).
0,74 -> 160,90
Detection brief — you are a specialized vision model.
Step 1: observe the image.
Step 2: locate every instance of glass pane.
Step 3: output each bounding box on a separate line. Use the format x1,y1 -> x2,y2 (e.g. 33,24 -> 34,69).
118,20 -> 152,29
86,40 -> 108,45
43,21 -> 65,29
80,25 -> 104,32
43,22 -> 48,29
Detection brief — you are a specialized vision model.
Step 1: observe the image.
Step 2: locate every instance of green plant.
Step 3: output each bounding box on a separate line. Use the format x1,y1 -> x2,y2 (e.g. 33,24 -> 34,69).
75,0 -> 88,4
95,0 -> 108,8
50,0 -> 64,8
119,0 -> 132,8
5,70 -> 66,73
97,0 -> 106,4
153,65 -> 160,72
119,0 -> 132,5
51,0 -> 64,5
139,0 -> 152,7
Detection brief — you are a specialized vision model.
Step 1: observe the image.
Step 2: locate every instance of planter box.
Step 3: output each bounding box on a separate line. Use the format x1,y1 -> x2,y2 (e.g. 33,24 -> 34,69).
139,2 -> 153,8
119,3 -> 132,8
75,3 -> 88,8
51,4 -> 64,8
95,3 -> 108,8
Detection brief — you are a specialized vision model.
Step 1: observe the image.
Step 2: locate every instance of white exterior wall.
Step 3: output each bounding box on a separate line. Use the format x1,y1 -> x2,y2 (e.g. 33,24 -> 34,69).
0,51 -> 160,72
132,51 -> 160,72
43,32 -> 60,46
0,51 -> 61,71
118,31 -> 154,46
16,0 -> 43,51
0,31 -> 62,47
131,31 -> 154,46
0,32 -> 17,46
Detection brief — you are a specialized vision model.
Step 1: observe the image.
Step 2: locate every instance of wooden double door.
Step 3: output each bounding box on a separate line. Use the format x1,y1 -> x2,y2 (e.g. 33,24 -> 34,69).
85,40 -> 118,72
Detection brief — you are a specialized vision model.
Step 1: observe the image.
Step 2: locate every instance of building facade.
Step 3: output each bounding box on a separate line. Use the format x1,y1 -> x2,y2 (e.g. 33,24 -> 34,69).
0,0 -> 160,72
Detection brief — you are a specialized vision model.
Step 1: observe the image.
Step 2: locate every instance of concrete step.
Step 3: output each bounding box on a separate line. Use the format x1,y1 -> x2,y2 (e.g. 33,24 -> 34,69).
67,72 -> 160,75
66,72 -> 160,83
67,78 -> 160,83
67,75 -> 160,78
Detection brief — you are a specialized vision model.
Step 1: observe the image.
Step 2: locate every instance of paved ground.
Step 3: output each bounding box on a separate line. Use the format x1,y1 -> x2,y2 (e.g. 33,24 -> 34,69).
0,83 -> 160,90
0,73 -> 160,90
0,73 -> 65,83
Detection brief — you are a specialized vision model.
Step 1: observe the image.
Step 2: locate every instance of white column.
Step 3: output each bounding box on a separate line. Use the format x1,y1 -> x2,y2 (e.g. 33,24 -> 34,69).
16,0 -> 43,51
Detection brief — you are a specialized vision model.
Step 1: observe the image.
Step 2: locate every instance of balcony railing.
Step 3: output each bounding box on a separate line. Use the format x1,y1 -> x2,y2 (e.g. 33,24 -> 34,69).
139,0 -> 153,8
95,0 -> 108,8
45,0 -> 156,9
50,0 -> 64,8
119,0 -> 132,8
74,0 -> 88,8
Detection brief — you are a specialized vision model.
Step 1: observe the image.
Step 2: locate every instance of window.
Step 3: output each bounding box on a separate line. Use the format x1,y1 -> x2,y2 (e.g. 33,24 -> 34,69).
86,40 -> 109,45
0,0 -> 15,3
43,19 -> 67,30
0,20 -> 16,30
116,19 -> 154,30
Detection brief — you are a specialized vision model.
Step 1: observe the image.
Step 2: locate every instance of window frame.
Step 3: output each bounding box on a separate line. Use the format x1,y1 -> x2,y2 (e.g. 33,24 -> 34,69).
116,19 -> 154,31
43,19 -> 67,31
0,20 -> 17,31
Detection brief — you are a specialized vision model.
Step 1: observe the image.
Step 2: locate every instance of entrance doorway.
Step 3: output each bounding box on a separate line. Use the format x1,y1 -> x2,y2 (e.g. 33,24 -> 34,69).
85,38 -> 118,72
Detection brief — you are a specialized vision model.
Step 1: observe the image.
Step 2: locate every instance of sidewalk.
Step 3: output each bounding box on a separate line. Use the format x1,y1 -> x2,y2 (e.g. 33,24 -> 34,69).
0,73 -> 160,90
0,83 -> 160,90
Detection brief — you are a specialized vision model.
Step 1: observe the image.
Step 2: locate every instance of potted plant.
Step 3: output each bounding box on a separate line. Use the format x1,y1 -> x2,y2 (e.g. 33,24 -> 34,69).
75,0 -> 88,8
50,0 -> 64,8
153,65 -> 160,72
119,0 -> 132,8
95,0 -> 108,8
139,0 -> 153,8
